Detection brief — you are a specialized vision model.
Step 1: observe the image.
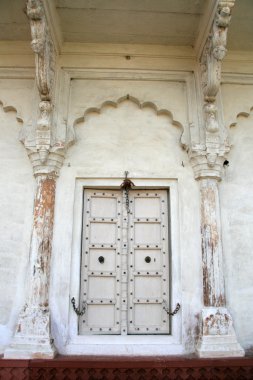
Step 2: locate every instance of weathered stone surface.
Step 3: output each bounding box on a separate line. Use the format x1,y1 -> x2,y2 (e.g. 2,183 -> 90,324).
4,175 -> 57,359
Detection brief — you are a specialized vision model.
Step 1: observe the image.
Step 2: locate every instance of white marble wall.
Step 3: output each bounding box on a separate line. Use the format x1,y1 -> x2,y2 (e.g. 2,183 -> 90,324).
0,79 -> 35,352
0,67 -> 253,356
50,77 -> 202,354
220,81 -> 253,350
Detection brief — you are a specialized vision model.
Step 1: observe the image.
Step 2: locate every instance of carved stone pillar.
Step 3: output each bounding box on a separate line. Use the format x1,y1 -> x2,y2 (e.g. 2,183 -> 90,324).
191,156 -> 244,357
4,151 -> 64,359
191,0 -> 244,357
3,0 -> 64,359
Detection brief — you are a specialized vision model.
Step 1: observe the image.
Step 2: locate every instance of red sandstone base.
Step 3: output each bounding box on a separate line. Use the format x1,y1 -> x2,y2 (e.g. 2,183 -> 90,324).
1,355 -> 253,379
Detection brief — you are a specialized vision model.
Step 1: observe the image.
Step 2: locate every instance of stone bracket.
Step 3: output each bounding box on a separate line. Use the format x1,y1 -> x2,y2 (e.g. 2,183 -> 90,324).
195,0 -> 236,177
26,0 -> 57,167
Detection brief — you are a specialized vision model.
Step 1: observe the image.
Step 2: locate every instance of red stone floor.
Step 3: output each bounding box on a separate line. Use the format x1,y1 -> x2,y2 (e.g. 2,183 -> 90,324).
1,355 -> 253,379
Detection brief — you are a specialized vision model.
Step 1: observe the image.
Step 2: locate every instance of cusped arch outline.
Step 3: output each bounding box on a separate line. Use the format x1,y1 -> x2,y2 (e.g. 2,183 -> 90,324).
229,105 -> 253,128
0,99 -> 24,123
73,94 -> 183,130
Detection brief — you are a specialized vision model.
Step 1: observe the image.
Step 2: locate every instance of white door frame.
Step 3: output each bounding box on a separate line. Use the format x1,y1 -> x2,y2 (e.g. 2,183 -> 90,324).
67,177 -> 183,355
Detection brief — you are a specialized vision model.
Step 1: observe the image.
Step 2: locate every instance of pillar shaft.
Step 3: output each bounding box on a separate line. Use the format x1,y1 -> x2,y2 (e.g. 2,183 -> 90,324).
28,175 -> 56,308
195,175 -> 244,358
200,178 -> 225,307
4,174 -> 57,359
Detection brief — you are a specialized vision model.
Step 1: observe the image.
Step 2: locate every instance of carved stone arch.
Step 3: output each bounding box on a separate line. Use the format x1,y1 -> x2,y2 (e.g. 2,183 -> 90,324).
71,94 -> 185,148
0,98 -> 34,151
229,106 -> 253,128
0,99 -> 24,124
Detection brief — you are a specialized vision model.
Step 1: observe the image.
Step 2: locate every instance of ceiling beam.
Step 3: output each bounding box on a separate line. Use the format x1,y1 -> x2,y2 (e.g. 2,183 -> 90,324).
43,0 -> 63,54
194,0 -> 219,60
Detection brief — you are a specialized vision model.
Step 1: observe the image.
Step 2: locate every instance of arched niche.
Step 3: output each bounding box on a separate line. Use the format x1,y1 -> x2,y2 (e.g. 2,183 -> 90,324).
51,95 -> 202,355
67,95 -> 188,178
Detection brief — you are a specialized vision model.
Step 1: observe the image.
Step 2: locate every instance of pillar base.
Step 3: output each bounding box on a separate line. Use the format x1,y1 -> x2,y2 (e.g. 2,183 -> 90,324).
196,307 -> 245,358
4,305 -> 56,359
4,337 -> 56,359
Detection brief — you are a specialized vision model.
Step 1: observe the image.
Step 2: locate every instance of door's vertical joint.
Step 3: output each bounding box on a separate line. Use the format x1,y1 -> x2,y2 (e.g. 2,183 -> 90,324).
121,188 -> 129,335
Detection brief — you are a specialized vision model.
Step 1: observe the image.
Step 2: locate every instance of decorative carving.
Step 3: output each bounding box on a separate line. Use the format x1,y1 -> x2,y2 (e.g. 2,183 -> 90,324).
26,0 -> 55,100
192,1 -> 236,180
4,3 -> 64,359
192,5 -> 244,355
197,307 -> 245,358
4,174 -> 57,359
202,309 -> 232,336
36,100 -> 52,163
189,149 -> 227,180
204,103 -> 219,133
200,1 -> 235,102
26,0 -> 56,165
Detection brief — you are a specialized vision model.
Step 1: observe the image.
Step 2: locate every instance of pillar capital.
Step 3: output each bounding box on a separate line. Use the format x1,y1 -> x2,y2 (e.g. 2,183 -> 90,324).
25,144 -> 66,177
189,149 -> 227,181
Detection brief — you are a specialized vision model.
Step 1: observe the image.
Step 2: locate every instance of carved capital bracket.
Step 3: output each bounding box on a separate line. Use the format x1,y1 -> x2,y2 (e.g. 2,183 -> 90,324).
25,143 -> 66,177
189,144 -> 229,181
200,0 -> 235,102
26,0 -> 57,167
193,0 -> 236,179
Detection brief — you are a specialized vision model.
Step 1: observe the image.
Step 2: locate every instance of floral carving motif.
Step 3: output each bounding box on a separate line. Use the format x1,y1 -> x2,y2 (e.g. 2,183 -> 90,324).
201,1 -> 235,102
192,1 -> 235,179
26,0 -> 56,165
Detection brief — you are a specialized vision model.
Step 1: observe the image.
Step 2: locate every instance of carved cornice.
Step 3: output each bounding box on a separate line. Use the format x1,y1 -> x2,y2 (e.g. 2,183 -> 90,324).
26,0 -> 57,166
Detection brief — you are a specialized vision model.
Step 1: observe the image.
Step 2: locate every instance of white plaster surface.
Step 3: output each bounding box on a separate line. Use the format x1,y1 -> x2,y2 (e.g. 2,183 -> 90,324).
0,104 -> 34,353
68,79 -> 188,128
221,82 -> 253,128
51,82 -> 202,355
220,86 -> 253,350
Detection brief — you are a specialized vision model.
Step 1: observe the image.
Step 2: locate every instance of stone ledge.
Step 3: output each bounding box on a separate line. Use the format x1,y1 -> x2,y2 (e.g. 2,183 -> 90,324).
1,355 -> 253,380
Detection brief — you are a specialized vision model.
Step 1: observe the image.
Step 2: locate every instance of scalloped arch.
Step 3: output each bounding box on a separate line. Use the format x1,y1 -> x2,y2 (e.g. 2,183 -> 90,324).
0,99 -> 24,123
73,94 -> 183,130
229,105 -> 253,128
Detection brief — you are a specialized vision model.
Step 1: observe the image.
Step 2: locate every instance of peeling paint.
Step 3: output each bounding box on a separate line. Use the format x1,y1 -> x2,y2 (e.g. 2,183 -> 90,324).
203,310 -> 232,336
30,175 -> 56,309
200,179 -> 225,307
6,174 -> 57,355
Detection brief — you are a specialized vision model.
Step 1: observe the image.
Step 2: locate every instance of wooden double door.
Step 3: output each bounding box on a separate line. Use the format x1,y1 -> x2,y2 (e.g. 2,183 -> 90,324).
79,188 -> 171,335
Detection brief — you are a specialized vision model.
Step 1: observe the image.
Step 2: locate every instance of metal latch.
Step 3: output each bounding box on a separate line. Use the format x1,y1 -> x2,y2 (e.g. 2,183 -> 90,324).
120,171 -> 135,213
163,301 -> 181,316
71,297 -> 86,316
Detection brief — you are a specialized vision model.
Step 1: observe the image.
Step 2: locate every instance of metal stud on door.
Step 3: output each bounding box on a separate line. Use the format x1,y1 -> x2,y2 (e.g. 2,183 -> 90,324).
79,190 -> 122,334
77,187 -> 174,336
128,190 -> 171,334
